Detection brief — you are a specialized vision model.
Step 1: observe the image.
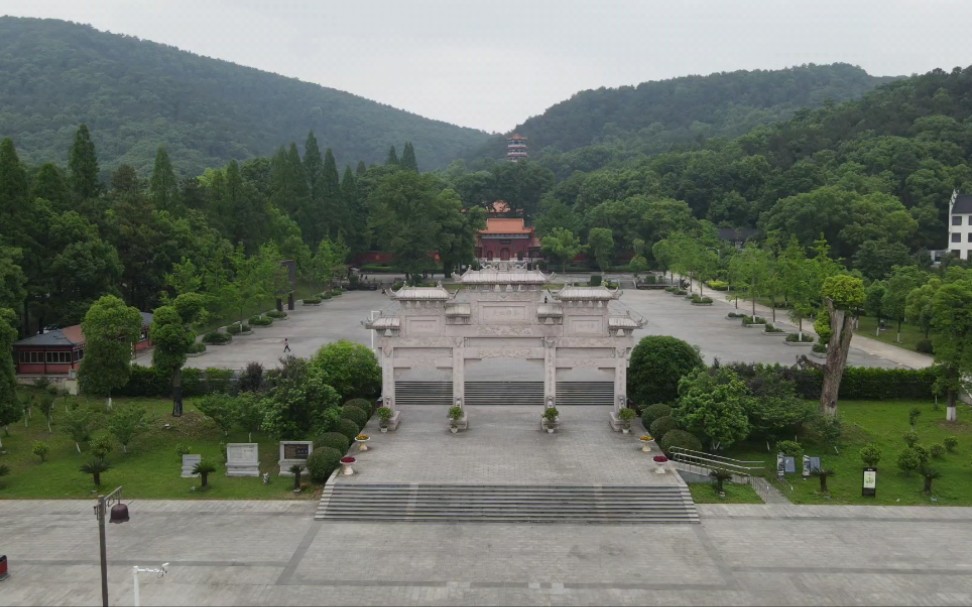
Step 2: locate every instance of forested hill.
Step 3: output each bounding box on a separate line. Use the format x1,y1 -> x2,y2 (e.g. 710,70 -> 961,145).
0,17 -> 490,176
469,64 -> 897,164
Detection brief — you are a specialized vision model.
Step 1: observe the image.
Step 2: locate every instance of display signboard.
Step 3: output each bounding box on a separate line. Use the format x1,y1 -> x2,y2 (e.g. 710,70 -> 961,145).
862,467 -> 877,497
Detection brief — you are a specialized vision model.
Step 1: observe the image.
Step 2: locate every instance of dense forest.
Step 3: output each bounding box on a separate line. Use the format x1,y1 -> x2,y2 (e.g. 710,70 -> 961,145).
464,64 -> 972,278
0,17 -> 490,177
467,63 -> 897,171
2,18 -> 972,357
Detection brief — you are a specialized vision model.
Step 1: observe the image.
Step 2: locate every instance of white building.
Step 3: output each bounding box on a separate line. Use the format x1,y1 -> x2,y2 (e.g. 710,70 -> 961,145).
948,190 -> 972,261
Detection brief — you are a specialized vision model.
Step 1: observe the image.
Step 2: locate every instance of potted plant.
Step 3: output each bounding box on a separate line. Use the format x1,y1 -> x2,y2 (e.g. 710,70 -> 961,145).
542,406 -> 560,433
377,406 -> 393,432
639,434 -> 653,453
448,405 -> 463,433
618,408 -> 637,434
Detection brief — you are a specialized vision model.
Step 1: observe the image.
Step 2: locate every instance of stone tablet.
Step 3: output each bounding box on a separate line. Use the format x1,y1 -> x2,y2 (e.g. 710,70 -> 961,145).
226,442 -> 260,477
181,454 -> 201,478
278,440 -> 314,476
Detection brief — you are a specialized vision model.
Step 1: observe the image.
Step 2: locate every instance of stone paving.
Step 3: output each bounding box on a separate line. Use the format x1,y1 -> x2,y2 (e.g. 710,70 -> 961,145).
170,286 -> 916,373
7,278 -> 962,605
3,497 -> 972,605
343,405 -> 680,486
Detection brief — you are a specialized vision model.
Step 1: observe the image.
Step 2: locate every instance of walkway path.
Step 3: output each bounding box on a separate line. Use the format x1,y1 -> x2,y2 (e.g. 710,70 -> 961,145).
3,498 -> 971,605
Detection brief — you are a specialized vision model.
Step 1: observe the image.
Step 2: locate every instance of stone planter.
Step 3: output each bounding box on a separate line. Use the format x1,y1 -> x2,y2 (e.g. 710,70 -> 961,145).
761,330 -> 785,337
690,302 -> 713,306
784,339 -> 813,347
450,426 -> 459,434
810,349 -> 827,359
340,456 -> 355,475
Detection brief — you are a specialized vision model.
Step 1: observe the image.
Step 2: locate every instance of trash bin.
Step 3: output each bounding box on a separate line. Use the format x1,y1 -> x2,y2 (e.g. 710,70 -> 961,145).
0,554 -> 8,580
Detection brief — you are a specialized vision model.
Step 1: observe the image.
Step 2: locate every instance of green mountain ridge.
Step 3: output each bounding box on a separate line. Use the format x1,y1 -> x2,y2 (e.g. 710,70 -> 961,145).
468,64 -> 898,169
0,17 -> 491,177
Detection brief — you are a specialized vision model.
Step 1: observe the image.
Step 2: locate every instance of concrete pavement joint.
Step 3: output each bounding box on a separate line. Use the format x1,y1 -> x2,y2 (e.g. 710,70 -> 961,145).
275,519 -> 323,585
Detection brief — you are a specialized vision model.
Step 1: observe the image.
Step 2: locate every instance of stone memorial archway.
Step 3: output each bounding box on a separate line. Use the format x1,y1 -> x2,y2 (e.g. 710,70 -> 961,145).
364,262 -> 643,428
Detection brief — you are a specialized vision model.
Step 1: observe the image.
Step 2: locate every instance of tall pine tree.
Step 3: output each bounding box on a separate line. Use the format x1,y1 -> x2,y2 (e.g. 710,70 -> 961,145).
321,149 -> 343,240
401,142 -> 418,172
149,147 -> 180,212
69,124 -> 101,200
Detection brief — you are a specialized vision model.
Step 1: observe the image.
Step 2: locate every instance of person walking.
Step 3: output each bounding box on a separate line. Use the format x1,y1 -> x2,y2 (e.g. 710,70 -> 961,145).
283,337 -> 291,353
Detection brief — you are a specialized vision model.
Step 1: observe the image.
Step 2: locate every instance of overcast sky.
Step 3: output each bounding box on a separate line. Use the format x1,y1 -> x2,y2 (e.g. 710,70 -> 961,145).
4,0 -> 972,133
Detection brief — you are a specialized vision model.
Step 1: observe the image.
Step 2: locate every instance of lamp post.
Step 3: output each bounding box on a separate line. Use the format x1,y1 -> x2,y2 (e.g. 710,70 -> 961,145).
93,486 -> 129,607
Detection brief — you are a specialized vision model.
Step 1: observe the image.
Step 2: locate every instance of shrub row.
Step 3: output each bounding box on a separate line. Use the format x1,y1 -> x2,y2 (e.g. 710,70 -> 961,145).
117,365 -> 237,397
726,364 -> 937,401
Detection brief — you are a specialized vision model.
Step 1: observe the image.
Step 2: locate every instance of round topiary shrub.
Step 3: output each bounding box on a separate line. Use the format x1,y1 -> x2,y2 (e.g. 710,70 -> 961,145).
306,447 -> 343,482
335,418 -> 360,442
267,310 -> 288,319
628,336 -> 704,406
340,405 -> 368,429
640,404 -> 673,429
225,323 -> 250,335
314,432 -> 350,454
187,341 -> 206,354
201,331 -> 232,345
345,398 -> 375,416
659,429 -> 703,456
249,315 -> 273,327
650,415 -> 678,438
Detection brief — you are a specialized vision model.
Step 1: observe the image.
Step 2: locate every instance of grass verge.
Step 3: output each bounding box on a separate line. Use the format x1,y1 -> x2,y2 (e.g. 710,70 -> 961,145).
0,393 -> 317,500
721,400 -> 971,505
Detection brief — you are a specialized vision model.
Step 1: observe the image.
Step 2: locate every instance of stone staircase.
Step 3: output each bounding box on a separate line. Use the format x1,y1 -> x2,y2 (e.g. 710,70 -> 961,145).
395,382 -> 616,407
315,483 -> 699,524
555,382 -> 614,406
395,381 -> 453,406
464,381 -> 544,406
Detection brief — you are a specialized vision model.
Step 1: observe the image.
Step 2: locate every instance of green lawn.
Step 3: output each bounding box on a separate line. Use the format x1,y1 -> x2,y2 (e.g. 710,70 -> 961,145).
688,481 -> 763,504
720,400 -> 972,505
854,315 -> 927,353
0,393 -> 317,500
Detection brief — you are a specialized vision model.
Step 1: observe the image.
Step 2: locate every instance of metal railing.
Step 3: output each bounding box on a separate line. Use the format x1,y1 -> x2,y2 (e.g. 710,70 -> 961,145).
668,447 -> 775,499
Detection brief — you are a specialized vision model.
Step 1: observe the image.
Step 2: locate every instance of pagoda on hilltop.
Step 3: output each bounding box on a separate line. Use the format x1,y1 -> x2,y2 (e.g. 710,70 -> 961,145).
506,133 -> 528,161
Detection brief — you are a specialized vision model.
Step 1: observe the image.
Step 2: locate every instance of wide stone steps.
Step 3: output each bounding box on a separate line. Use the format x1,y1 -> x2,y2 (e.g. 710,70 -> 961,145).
464,381 -> 544,406
395,381 -> 453,406
316,484 -> 699,524
556,382 -> 614,406
395,382 -> 616,406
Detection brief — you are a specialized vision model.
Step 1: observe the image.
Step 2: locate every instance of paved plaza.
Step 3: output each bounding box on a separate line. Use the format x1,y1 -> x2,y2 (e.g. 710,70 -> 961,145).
170,285 -> 929,373
6,279 -> 956,606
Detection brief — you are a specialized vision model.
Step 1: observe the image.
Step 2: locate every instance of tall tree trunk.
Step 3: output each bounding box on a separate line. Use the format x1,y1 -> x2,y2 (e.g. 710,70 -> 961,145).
946,367 -> 958,422
819,302 -> 855,416
171,367 -> 183,417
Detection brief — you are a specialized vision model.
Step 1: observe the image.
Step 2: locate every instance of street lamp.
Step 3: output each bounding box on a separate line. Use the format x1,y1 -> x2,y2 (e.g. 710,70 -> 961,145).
93,486 -> 129,607
132,563 -> 168,607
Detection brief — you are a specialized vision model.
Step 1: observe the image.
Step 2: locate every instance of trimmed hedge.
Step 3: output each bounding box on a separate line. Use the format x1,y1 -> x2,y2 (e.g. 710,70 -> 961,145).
187,341 -> 206,354
225,323 -> 250,335
725,363 -> 937,401
650,415 -> 678,438
345,398 -> 375,415
640,404 -> 672,429
660,429 -> 703,455
306,447 -> 343,482
335,418 -> 360,442
340,405 -> 368,429
314,432 -> 350,454
202,331 -> 232,345
302,298 -> 322,305
117,365 -> 236,397
266,310 -> 288,319
249,315 -> 273,326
